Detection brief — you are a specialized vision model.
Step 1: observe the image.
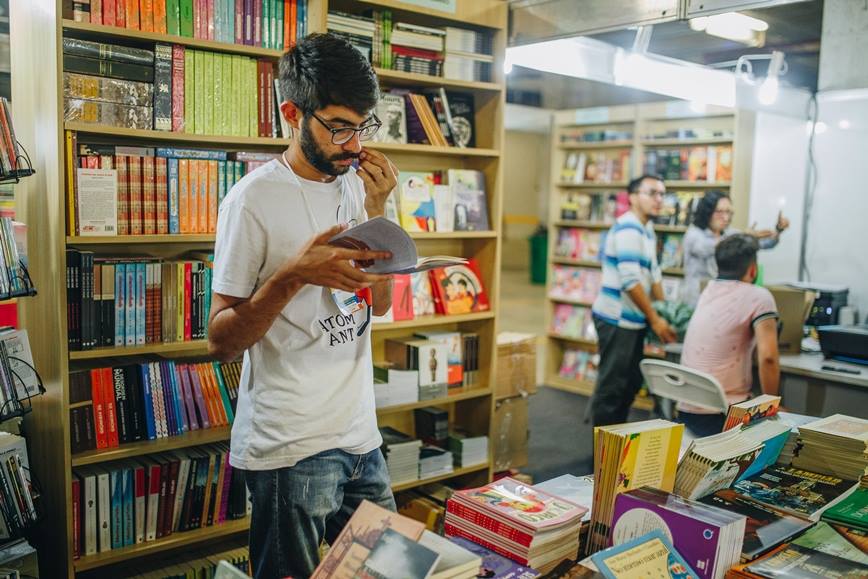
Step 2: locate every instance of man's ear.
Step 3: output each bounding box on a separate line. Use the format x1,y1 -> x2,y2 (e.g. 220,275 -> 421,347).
281,101 -> 302,130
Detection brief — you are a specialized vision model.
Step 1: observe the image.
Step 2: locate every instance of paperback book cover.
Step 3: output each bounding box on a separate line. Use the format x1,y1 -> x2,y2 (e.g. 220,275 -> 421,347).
745,543 -> 868,578
398,172 -> 437,232
448,169 -> 489,231
733,465 -> 857,520
429,259 -> 490,315
446,536 -> 539,578
791,521 -> 868,565
374,93 -> 407,145
591,529 -> 699,579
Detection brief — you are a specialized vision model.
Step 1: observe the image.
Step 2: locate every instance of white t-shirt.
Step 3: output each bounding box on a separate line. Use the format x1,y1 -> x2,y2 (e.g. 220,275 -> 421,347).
212,159 -> 381,470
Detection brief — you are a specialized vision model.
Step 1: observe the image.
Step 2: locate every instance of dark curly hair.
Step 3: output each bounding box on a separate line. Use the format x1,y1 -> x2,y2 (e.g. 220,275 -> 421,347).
278,33 -> 380,116
716,234 -> 758,280
692,190 -> 729,230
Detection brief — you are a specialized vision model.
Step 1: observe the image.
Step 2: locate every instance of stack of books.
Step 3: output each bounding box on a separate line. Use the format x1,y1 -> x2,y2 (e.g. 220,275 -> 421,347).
443,27 -> 494,83
586,419 -> 684,554
391,22 -> 445,77
0,218 -> 29,300
445,477 -> 587,573
372,364 -> 418,409
775,411 -> 819,466
326,12 -> 375,62
379,427 -> 422,486
791,414 -> 868,480
611,487 -> 746,579
723,395 -> 782,431
415,407 -> 449,446
419,445 -> 453,480
447,431 -> 488,468
822,474 -> 867,531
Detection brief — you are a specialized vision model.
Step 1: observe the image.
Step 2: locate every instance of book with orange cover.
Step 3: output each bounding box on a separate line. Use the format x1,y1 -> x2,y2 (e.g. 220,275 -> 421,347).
153,0 -> 167,33
156,157 -> 168,234
178,159 -> 190,233
188,159 -> 199,233
139,0 -> 154,32
429,259 -> 490,316
142,156 -> 156,235
125,0 -> 140,30
207,160 -> 218,233
197,159 -> 208,233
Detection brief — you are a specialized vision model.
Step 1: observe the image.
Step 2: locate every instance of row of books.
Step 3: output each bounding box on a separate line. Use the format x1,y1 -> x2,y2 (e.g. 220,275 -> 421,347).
71,443 -> 250,558
644,127 -> 734,141
65,252 -> 213,351
67,0 -> 307,50
387,169 -> 489,234
124,545 -> 250,579
68,360 -> 241,453
63,38 -> 278,138
549,266 -> 601,305
375,332 -> 481,407
643,145 -> 733,183
0,434 -> 36,542
372,90 -> 477,149
0,99 -> 22,179
557,349 -> 599,384
0,218 -> 28,300
653,190 -> 705,227
553,229 -> 603,263
559,191 -> 629,224
66,141 -> 267,236
327,10 -> 493,82
551,304 -> 597,343
560,150 -> 631,185
559,128 -> 633,145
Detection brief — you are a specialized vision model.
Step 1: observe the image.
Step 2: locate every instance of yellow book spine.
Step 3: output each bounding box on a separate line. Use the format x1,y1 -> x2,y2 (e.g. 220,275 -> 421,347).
65,130 -> 77,235
176,262 -> 184,343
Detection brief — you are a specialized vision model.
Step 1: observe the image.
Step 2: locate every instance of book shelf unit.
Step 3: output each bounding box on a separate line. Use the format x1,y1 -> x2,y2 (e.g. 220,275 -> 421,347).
544,102 -> 754,401
14,0 -> 506,577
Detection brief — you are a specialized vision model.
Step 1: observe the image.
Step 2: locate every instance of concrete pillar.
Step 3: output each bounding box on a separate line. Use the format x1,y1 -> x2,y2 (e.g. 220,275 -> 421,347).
818,0 -> 868,91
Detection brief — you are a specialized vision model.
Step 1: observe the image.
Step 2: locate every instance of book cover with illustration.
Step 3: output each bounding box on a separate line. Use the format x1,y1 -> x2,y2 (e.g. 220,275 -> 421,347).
399,172 -> 437,232
452,477 -> 587,532
429,259 -> 490,316
733,465 -> 857,520
446,536 -> 539,578
448,169 -> 489,231
698,489 -> 812,561
374,93 -> 408,145
410,271 -> 435,317
724,395 -> 782,431
745,543 -> 868,578
592,529 -> 699,579
791,521 -> 868,565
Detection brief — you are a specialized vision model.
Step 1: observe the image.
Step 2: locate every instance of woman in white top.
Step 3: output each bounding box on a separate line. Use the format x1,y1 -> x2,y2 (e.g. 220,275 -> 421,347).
681,191 -> 790,308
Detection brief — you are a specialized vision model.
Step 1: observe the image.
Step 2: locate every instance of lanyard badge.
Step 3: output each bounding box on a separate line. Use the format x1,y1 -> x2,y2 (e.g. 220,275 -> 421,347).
330,286 -> 373,336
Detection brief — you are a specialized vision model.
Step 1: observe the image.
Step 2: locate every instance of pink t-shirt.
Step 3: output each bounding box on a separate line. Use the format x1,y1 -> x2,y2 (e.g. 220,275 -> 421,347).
678,280 -> 778,414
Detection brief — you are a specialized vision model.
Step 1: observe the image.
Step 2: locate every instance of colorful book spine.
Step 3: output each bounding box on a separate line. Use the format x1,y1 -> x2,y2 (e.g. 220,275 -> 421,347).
156,156 -> 169,234
142,156 -> 156,235
114,263 -> 125,346
135,262 -> 146,345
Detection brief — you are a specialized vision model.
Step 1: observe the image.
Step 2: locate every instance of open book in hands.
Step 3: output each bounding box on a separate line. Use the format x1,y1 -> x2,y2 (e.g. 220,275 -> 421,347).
329,217 -> 467,274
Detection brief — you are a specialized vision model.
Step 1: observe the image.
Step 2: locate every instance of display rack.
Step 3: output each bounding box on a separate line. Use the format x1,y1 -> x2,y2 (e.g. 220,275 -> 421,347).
13,0 -> 506,576
544,102 -> 753,402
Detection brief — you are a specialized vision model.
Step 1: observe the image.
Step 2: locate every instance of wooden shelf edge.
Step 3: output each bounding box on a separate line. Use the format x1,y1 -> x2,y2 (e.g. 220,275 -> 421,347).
391,463 -> 489,493
376,388 -> 491,416
69,340 -> 209,361
551,258 -> 601,268
558,141 -> 633,150
548,296 -> 593,307
372,142 -> 500,157
73,516 -> 250,571
67,234 -> 216,245
409,231 -> 497,240
554,221 -> 611,230
640,137 -> 734,146
71,426 -> 232,467
665,181 -> 731,188
555,182 -> 628,189
374,68 -> 502,92
548,333 -> 597,348
372,311 -> 495,331
65,122 -> 290,146
62,19 -> 284,59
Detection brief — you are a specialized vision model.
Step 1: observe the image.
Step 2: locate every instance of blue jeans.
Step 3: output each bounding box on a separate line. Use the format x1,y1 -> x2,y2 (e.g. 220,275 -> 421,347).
678,411 -> 726,438
243,448 -> 395,579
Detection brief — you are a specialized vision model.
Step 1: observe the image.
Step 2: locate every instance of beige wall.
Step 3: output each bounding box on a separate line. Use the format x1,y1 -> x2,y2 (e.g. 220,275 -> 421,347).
501,130 -> 550,271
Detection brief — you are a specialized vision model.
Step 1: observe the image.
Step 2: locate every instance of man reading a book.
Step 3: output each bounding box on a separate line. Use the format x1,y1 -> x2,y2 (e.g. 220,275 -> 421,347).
678,234 -> 781,436
590,175 -> 677,427
207,33 -> 399,579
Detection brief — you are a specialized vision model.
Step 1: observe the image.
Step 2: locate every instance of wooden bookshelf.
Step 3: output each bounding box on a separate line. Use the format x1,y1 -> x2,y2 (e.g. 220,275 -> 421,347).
548,296 -> 593,307
665,180 -> 731,188
68,341 -> 209,361
390,463 -> 490,493
547,333 -> 597,348
640,137 -> 734,146
17,1 -> 507,576
554,220 -> 610,230
73,517 -> 251,572
71,426 -> 232,467
556,182 -> 629,189
551,258 -> 601,268
558,140 -> 634,150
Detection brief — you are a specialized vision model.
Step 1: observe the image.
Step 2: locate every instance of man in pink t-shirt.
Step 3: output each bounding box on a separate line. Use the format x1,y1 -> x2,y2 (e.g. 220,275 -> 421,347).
678,235 -> 781,436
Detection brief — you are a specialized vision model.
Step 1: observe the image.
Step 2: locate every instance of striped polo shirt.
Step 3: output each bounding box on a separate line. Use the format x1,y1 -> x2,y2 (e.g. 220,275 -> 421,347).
591,210 -> 662,330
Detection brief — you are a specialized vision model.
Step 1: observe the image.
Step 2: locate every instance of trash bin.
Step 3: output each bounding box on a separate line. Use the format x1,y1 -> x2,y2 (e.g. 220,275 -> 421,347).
528,226 -> 548,285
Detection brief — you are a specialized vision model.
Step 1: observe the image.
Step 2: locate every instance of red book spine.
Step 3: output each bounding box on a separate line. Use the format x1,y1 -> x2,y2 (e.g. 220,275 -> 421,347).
90,369 -> 108,449
429,270 -> 446,314
235,0 -> 244,45
145,264 -> 154,344
171,45 -> 185,132
101,367 -> 120,448
266,62 -> 274,137
184,262 -> 192,341
116,155 -> 130,235
116,0 -> 127,28
446,500 -> 534,547
142,156 -> 156,235
155,459 -> 170,539
218,460 -> 233,523
129,156 -> 143,235
283,0 -> 291,49
257,60 -> 266,137
134,464 -> 146,543
156,157 -> 168,234
72,477 -> 81,559
445,522 -> 531,566
103,0 -> 116,26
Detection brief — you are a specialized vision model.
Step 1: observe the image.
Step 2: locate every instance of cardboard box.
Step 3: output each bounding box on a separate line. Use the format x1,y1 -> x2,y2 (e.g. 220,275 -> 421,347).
493,395 -> 529,471
496,332 -> 538,398
767,285 -> 815,354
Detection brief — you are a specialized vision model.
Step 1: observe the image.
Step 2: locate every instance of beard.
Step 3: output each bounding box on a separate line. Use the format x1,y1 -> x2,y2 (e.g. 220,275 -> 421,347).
300,116 -> 359,177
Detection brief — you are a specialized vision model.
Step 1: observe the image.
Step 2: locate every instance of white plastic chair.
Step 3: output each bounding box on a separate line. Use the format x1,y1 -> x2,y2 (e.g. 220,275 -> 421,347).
639,359 -> 729,415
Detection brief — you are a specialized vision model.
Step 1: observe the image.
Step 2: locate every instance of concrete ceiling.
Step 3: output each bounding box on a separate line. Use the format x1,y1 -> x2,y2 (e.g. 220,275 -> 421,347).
507,0 -> 824,110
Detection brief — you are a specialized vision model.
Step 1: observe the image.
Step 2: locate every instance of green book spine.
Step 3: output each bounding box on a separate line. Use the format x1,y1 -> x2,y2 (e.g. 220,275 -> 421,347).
212,362 -> 235,423
222,54 -> 232,135
179,0 -> 193,37
166,0 -> 180,35
213,53 -> 223,136
262,0 -> 270,49
184,49 -> 195,133
204,51 -> 214,135
276,0 -> 284,51
217,160 -> 226,206
194,50 -> 205,135
249,59 -> 258,137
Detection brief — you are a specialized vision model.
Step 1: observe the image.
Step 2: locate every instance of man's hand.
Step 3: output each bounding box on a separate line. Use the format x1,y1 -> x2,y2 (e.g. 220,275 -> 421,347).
357,147 -> 398,217
776,211 -> 790,233
651,316 -> 677,343
279,225 -> 392,292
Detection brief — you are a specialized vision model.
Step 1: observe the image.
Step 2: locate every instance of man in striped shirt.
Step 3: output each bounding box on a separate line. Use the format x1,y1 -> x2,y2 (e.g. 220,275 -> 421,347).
590,174 -> 677,426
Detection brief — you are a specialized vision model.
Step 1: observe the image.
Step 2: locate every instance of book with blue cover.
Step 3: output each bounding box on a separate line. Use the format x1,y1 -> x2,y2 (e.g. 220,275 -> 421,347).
592,529 -> 699,579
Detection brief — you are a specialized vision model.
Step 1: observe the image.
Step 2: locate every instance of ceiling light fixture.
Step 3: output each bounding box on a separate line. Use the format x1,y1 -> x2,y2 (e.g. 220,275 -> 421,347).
734,50 -> 787,106
690,12 -> 768,46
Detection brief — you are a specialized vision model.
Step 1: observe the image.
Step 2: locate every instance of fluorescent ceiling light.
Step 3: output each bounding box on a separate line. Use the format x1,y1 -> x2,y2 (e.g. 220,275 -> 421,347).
690,12 -> 768,46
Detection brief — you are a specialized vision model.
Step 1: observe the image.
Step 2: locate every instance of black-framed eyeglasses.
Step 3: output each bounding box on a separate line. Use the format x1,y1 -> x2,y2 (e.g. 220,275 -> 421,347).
310,112 -> 381,145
